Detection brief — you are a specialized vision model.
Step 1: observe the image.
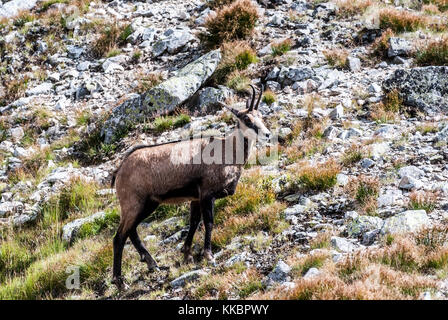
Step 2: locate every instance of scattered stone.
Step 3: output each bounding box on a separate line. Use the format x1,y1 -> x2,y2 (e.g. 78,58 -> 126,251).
381,210 -> 431,235
170,270 -> 208,288
268,260 -> 291,282
331,236 -> 356,252
62,211 -> 107,243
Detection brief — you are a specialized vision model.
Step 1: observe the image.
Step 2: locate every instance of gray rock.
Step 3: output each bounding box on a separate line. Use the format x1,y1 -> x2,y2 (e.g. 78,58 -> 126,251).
0,201 -> 24,217
66,45 -> 84,59
76,61 -> 90,71
331,236 -> 356,252
26,82 -> 53,96
102,49 -> 221,143
346,216 -> 384,237
360,158 -> 374,168
347,56 -> 361,72
381,210 -> 431,235
268,260 -> 291,282
152,29 -> 194,57
398,176 -> 423,190
9,127 -> 24,142
303,267 -> 321,279
278,66 -> 315,87
362,229 -> 380,245
383,66 -> 448,114
0,0 -> 37,18
62,211 -> 106,243
329,104 -> 343,119
388,37 -> 411,57
398,166 -> 424,179
195,86 -> 232,112
171,269 -> 208,288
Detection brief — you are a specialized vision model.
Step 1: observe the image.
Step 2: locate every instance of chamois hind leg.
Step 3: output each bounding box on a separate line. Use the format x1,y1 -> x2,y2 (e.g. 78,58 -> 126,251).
201,196 -> 215,263
129,199 -> 160,271
182,201 -> 201,264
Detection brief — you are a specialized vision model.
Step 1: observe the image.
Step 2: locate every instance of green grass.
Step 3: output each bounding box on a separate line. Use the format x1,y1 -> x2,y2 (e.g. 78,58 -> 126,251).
153,114 -> 191,133
77,208 -> 120,239
415,38 -> 448,66
271,39 -> 292,57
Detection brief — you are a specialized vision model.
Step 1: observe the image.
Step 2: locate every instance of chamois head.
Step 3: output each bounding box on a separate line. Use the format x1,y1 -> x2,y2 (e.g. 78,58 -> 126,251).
219,84 -> 271,142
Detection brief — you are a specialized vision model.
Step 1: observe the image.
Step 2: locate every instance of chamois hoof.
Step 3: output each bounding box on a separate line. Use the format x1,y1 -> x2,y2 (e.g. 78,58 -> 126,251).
147,264 -> 160,273
112,276 -> 128,291
204,250 -> 215,265
183,254 -> 194,264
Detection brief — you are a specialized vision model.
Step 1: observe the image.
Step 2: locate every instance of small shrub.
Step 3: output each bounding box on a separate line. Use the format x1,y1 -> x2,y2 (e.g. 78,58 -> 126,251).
323,48 -> 348,69
408,191 -> 439,212
202,0 -> 260,47
341,144 -> 365,167
415,37 -> 448,66
153,116 -> 174,133
41,0 -> 69,11
0,77 -> 30,107
334,0 -> 373,18
226,70 -> 251,92
173,113 -> 191,128
135,72 -> 164,94
91,22 -> 132,58
379,9 -> 426,33
208,0 -> 236,8
56,178 -> 99,219
214,41 -> 257,84
290,159 -> 340,192
370,28 -> 394,58
271,39 -> 293,57
422,4 -> 440,14
347,175 -> 380,215
262,90 -> 276,105
416,122 -> 438,135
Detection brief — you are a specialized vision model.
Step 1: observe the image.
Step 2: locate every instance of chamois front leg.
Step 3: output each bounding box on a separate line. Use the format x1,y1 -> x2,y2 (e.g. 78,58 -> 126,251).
182,201 -> 201,264
201,196 -> 215,263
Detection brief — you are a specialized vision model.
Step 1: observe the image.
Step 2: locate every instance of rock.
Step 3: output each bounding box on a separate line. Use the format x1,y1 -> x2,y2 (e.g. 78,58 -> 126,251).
323,125 -> 340,139
102,60 -> 124,73
102,49 -> 221,143
278,127 -> 292,140
303,267 -> 321,279
268,260 -> 291,282
331,236 -> 356,252
76,61 -> 90,71
170,269 -> 208,288
66,45 -> 84,59
362,229 -> 380,246
398,176 -> 423,190
383,66 -> 448,114
346,216 -> 384,237
398,166 -> 424,179
368,83 -> 382,94
26,82 -> 53,96
336,173 -> 349,186
347,56 -> 361,72
329,104 -> 343,119
377,189 -> 402,207
195,86 -> 232,112
9,127 -> 24,142
277,66 -> 315,87
152,28 -> 194,57
0,201 -> 24,217
360,158 -> 374,168
62,211 -> 106,243
381,210 -> 431,235
387,37 -> 411,57
0,0 -> 37,18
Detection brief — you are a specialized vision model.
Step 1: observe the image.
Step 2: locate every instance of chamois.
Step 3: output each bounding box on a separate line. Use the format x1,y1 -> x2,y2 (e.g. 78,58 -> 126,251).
111,85 -> 271,290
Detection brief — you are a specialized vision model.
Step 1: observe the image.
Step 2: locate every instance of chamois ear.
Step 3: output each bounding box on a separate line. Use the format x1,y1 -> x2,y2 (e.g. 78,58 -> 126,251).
217,102 -> 239,116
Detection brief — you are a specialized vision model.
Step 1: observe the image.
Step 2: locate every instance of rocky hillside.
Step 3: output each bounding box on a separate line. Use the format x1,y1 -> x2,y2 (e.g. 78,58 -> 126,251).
1,0 -> 448,300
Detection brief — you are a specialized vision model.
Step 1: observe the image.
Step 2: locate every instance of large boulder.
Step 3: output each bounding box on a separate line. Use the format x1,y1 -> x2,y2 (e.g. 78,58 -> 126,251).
101,49 -> 221,143
383,67 -> 448,114
62,211 -> 106,243
381,210 -> 431,235
0,0 -> 37,18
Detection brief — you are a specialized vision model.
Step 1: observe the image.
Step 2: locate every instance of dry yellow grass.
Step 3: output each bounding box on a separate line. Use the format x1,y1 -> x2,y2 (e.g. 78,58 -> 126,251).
323,48 -> 349,69
333,0 -> 373,18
